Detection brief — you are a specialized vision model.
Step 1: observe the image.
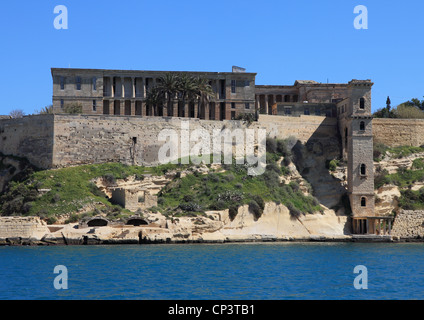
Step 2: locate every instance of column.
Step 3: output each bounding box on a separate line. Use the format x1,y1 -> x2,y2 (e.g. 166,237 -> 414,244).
388,220 -> 392,235
204,103 -> 210,120
112,77 -> 115,98
132,77 -> 136,99
265,95 -> 269,114
121,77 -> 125,98
142,77 -> 146,98
184,102 -> 189,118
256,95 -> 260,111
142,101 -> 147,117
216,80 -> 220,100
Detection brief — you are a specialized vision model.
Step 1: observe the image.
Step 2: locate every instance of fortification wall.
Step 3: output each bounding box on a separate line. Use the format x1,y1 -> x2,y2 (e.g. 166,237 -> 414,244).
0,115 -> 54,169
258,115 -> 338,141
392,210 -> 424,238
0,114 -> 339,169
0,217 -> 50,240
373,119 -> 424,147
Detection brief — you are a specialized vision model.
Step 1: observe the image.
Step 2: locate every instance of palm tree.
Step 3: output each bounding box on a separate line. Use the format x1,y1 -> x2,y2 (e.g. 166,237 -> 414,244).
176,74 -> 197,117
145,87 -> 164,116
157,73 -> 179,117
194,77 -> 215,119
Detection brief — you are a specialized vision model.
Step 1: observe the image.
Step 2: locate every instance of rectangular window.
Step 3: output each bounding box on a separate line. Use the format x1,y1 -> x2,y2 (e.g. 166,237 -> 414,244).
315,109 -> 321,116
284,108 -> 291,115
231,80 -> 236,94
231,102 -> 236,109
92,77 -> 97,91
93,100 -> 97,112
76,77 -> 82,90
60,77 -> 65,90
245,103 -> 250,109
245,80 -> 250,87
60,99 -> 64,108
231,111 -> 236,120
304,107 -> 310,115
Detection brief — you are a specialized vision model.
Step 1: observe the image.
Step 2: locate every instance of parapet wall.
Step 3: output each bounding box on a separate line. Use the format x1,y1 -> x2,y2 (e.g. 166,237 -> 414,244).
373,118 -> 424,147
392,210 -> 424,238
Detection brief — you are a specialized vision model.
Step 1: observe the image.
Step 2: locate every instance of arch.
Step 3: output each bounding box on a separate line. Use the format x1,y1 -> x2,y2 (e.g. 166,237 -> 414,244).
87,218 -> 108,227
360,121 -> 365,131
361,197 -> 367,207
359,98 -> 365,109
360,164 -> 367,176
126,218 -> 149,227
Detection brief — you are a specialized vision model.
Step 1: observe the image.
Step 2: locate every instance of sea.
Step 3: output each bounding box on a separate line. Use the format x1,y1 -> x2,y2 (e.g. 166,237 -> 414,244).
0,242 -> 423,300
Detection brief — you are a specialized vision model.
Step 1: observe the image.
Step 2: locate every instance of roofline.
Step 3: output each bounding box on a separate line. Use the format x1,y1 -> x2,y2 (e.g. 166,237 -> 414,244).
51,67 -> 257,76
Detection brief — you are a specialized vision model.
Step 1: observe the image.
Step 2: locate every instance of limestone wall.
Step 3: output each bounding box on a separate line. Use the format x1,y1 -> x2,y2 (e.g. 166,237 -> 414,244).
373,119 -> 424,147
0,114 -> 339,169
392,210 -> 424,238
0,115 -> 54,169
0,217 -> 50,240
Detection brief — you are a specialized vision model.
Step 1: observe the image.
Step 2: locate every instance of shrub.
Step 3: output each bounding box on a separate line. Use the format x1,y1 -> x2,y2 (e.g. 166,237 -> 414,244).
183,195 -> 194,203
229,206 -> 239,221
287,203 -> 301,219
63,103 -> 83,114
209,200 -> 226,211
328,159 -> 339,172
179,202 -> 202,212
248,200 -> 262,220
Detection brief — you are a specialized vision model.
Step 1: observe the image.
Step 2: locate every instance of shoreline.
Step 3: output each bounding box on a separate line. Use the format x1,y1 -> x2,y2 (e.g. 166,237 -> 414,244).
1,234 -> 424,247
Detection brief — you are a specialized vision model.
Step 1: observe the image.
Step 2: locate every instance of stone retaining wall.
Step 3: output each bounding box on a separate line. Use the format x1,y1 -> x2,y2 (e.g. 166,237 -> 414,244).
373,118 -> 424,147
0,217 -> 50,240
392,210 -> 424,238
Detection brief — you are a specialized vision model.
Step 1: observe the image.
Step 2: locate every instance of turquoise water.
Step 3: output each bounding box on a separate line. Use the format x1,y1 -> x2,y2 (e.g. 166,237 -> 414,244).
0,242 -> 423,300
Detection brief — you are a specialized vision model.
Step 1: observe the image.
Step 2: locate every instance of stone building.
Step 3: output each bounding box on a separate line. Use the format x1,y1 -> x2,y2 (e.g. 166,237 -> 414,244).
1,65 -> 401,235
51,66 -> 257,121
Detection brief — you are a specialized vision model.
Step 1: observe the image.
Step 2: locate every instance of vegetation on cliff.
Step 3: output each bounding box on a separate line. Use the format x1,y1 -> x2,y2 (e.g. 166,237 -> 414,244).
157,138 -> 323,220
0,138 -> 323,224
374,144 -> 424,211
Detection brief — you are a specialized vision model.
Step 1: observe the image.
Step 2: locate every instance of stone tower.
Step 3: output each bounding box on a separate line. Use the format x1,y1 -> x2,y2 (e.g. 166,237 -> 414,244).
345,80 -> 375,217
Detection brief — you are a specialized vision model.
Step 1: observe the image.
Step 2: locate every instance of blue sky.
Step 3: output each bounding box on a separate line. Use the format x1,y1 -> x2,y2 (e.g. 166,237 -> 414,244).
0,0 -> 423,115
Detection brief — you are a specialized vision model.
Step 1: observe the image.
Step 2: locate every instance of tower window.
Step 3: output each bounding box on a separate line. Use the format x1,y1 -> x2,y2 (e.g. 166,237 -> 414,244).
360,121 -> 365,131
359,98 -> 365,109
93,100 -> 97,112
60,77 -> 65,90
245,103 -> 250,109
60,99 -> 64,108
361,197 -> 367,207
304,107 -> 310,115
360,164 -> 367,176
231,103 -> 236,109
92,77 -> 97,91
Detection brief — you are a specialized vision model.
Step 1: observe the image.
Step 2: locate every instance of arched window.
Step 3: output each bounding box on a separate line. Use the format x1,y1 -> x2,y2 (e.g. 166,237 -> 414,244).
359,98 -> 365,109
360,121 -> 365,131
361,197 -> 367,207
360,164 -> 366,176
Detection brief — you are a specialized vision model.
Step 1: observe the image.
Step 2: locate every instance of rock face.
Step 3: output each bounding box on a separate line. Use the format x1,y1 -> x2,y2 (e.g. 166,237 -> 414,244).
0,203 -> 350,245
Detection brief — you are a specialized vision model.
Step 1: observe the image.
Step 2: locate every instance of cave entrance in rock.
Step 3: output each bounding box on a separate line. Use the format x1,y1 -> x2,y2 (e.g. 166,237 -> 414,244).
87,218 -> 108,227
126,218 -> 149,226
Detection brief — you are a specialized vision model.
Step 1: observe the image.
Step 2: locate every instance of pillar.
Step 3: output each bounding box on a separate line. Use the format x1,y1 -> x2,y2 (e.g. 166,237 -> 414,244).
132,77 -> 135,99
121,77 -> 125,98
265,95 -> 269,114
